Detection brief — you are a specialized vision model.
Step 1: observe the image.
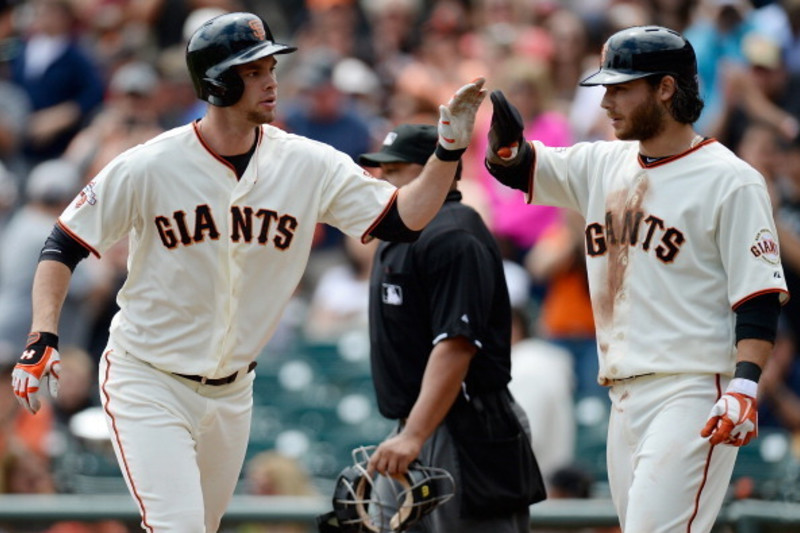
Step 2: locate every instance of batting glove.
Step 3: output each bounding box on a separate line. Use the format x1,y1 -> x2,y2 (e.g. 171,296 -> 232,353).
700,378 -> 758,447
12,332 -> 60,414
486,90 -> 525,167
435,77 -> 487,161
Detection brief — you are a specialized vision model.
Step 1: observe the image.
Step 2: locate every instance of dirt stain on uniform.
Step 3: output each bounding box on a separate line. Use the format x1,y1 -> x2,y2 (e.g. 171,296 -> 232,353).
594,175 -> 650,336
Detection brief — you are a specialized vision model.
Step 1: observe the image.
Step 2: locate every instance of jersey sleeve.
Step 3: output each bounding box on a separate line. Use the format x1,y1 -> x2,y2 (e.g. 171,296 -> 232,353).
316,149 -> 397,240
420,232 -> 496,346
528,140 -> 597,213
57,155 -> 138,257
717,180 -> 789,307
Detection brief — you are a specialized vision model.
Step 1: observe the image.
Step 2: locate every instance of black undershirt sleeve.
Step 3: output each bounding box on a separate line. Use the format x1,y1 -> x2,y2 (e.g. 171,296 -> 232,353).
39,224 -> 91,271
369,202 -> 422,243
735,292 -> 781,344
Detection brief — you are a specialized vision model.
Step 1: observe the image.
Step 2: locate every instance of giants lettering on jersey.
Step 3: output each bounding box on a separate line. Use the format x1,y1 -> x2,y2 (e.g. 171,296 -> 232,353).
584,211 -> 685,263
154,205 -> 297,249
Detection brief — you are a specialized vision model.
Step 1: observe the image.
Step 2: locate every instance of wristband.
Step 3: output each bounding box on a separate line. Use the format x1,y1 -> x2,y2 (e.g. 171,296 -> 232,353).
727,377 -> 758,398
734,361 -> 762,383
27,331 -> 59,349
434,144 -> 464,162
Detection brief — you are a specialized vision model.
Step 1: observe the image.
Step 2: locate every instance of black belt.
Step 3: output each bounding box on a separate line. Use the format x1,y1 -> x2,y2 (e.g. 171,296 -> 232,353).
174,361 -> 257,386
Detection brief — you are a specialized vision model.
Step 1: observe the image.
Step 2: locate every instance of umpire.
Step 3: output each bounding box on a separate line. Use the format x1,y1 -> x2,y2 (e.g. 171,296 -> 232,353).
360,124 -> 546,532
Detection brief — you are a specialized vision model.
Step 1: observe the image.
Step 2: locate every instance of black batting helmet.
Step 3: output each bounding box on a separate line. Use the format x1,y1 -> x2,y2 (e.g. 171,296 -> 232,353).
580,25 -> 698,89
186,12 -> 296,107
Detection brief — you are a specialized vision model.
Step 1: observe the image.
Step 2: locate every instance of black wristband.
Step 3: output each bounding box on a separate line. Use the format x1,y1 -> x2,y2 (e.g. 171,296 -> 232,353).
434,144 -> 465,162
27,331 -> 59,350
734,361 -> 762,383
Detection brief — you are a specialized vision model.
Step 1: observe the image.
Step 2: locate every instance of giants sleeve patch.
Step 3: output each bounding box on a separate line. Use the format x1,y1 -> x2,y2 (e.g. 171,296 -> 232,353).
750,229 -> 780,265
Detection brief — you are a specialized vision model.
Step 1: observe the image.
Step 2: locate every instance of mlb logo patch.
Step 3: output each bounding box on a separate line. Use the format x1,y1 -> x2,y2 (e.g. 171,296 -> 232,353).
382,283 -> 402,305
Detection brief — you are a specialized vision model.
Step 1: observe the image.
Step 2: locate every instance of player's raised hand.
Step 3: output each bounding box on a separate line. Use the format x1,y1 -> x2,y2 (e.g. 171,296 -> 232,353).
435,77 -> 487,161
12,332 -> 60,414
486,90 -> 525,167
700,379 -> 758,446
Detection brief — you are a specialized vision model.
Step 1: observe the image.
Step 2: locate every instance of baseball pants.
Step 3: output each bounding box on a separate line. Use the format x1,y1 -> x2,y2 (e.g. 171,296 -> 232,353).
607,373 -> 739,533
99,340 -> 254,532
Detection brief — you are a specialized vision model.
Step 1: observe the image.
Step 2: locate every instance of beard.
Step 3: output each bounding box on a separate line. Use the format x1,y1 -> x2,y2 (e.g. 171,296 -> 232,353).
614,94 -> 667,142
246,108 -> 274,125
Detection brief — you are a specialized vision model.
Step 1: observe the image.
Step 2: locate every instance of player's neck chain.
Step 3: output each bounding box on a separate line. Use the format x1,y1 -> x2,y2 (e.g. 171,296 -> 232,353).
689,134 -> 704,150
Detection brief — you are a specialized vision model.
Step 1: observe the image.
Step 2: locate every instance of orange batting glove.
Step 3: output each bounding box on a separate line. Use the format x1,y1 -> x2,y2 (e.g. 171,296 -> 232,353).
12,332 -> 60,414
701,378 -> 758,446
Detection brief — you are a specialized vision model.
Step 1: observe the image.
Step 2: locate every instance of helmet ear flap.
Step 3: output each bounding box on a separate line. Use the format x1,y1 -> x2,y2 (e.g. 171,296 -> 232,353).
202,71 -> 244,107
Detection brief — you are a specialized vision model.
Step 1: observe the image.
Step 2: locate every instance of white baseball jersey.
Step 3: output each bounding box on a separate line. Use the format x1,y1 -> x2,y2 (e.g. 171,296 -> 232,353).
526,138 -> 789,384
58,122 -> 396,377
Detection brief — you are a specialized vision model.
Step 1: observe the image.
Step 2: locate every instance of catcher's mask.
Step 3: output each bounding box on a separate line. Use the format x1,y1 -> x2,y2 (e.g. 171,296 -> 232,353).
320,446 -> 455,532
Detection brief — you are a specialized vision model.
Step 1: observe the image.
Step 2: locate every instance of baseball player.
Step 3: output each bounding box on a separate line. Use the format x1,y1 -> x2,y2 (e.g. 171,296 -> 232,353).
485,26 -> 789,532
10,12 -> 486,532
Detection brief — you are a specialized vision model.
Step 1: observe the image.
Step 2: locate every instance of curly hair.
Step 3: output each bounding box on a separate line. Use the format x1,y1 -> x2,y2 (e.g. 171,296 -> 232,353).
647,74 -> 704,124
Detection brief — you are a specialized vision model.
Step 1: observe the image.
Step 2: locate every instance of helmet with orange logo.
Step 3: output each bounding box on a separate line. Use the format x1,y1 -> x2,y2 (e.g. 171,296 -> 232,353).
186,12 -> 296,107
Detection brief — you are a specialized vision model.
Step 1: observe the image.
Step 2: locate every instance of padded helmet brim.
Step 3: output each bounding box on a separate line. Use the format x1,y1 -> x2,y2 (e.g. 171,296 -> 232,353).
579,69 -> 658,86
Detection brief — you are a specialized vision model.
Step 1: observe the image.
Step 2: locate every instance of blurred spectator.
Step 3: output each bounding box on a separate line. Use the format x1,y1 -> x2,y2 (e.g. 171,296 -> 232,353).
759,320 -> 800,431
283,51 -> 373,162
472,55 -> 571,261
10,0 -> 104,168
540,463 -> 622,533
391,0 -> 485,124
65,59 -> 164,178
684,0 -> 757,134
292,0 -> 368,60
645,0 -> 698,32
359,0 -> 421,78
0,161 -> 18,234
304,235 -> 377,342
774,135 -> 800,342
239,450 -> 318,533
708,32 -> 800,151
0,363 -> 54,491
150,6 -> 230,129
0,0 -> 31,178
548,463 -> 594,499
507,306 -> 576,484
127,0 -> 242,51
463,0 -> 553,78
544,7 -> 591,108
525,210 -> 601,399
51,346 -> 97,430
0,159 -> 95,365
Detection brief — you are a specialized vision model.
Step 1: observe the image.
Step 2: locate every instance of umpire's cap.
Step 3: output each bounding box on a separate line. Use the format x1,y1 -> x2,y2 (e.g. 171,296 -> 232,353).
359,125 -> 437,167
580,25 -> 698,89
186,12 -> 296,107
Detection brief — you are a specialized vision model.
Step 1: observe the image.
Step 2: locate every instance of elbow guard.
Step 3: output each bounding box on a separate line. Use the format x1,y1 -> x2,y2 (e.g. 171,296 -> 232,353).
735,293 -> 781,344
39,224 -> 90,272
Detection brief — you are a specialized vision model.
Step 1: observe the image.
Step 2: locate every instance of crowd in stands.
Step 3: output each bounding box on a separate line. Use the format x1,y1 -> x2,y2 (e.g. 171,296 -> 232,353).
0,0 -> 798,528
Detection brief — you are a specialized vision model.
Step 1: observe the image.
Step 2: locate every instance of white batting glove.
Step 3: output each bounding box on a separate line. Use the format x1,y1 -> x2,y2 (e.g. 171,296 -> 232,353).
435,78 -> 487,161
700,378 -> 758,447
12,332 -> 60,414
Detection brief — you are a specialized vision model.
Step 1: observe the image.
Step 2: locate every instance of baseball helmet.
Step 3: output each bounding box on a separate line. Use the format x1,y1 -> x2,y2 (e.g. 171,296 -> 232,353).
580,25 -> 697,88
328,446 -> 455,532
186,12 -> 296,107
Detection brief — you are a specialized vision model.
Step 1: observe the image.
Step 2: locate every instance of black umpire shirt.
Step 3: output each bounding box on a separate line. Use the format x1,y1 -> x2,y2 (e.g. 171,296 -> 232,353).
368,190 -> 513,420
